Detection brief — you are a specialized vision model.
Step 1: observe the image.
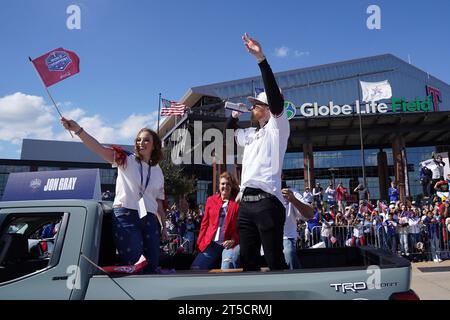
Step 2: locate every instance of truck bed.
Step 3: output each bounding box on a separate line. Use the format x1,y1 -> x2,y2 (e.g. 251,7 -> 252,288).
85,246 -> 411,300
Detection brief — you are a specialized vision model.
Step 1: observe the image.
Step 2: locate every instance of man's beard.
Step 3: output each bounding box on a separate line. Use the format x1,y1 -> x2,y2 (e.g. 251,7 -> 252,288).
251,112 -> 264,123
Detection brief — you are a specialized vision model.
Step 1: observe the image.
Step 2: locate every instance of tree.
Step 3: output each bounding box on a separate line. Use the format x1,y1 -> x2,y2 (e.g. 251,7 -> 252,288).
160,158 -> 197,210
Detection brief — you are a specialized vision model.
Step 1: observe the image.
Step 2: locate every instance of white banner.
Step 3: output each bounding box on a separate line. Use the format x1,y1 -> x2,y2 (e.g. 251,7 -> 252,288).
360,80 -> 392,102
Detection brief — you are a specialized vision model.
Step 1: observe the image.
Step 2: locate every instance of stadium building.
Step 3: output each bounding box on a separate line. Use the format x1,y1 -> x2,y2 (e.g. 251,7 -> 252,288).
159,54 -> 450,205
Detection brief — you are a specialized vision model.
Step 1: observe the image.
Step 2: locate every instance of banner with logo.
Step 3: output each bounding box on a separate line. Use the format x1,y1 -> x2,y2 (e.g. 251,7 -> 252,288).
2,169 -> 101,201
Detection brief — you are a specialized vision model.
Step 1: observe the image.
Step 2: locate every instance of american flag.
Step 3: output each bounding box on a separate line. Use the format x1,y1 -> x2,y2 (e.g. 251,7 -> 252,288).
160,98 -> 186,116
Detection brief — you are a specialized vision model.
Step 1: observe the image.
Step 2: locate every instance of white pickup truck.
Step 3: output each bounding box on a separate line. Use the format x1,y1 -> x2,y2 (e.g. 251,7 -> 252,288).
0,198 -> 419,300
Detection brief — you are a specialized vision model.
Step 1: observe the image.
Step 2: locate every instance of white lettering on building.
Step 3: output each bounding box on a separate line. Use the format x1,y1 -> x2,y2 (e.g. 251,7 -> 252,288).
297,100 -> 389,117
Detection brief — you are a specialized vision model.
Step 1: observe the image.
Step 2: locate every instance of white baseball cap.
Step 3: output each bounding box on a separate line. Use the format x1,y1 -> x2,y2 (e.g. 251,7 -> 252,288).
247,91 -> 269,107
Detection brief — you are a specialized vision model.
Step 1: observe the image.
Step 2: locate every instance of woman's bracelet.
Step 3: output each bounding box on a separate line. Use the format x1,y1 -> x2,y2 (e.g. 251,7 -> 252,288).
75,127 -> 84,136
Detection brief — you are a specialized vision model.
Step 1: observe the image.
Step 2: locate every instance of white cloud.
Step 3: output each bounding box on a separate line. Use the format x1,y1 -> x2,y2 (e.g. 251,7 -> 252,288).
64,107 -> 86,120
0,92 -> 161,152
117,112 -> 159,140
0,92 -> 55,144
55,109 -> 159,145
274,46 -> 290,57
54,114 -> 107,143
294,50 -> 310,57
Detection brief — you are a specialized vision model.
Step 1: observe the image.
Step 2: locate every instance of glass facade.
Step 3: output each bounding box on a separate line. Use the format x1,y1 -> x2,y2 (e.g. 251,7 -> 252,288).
196,180 -> 210,206
283,146 -> 436,200
100,168 -> 117,185
283,149 -> 395,170
0,165 -> 30,197
406,146 -> 437,198
37,166 -> 62,171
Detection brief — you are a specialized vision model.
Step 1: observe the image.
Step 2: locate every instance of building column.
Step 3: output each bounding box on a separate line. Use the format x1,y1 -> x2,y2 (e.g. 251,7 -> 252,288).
377,149 -> 389,201
391,135 -> 408,203
303,142 -> 314,189
212,157 -> 218,194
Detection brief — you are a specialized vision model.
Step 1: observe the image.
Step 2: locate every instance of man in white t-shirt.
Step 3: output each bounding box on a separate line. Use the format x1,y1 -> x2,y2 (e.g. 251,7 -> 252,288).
227,33 -> 290,271
281,184 -> 314,269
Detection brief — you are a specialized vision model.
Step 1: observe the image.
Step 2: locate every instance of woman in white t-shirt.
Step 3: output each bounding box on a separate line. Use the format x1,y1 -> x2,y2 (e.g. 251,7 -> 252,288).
61,117 -> 166,273
325,183 -> 337,207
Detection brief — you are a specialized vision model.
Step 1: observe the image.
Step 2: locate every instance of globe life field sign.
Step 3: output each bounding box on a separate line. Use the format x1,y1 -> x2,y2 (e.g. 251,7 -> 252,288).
294,95 -> 434,118
391,96 -> 433,112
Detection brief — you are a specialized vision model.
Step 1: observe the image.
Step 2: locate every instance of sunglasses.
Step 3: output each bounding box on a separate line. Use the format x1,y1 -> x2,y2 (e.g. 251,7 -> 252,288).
250,104 -> 268,111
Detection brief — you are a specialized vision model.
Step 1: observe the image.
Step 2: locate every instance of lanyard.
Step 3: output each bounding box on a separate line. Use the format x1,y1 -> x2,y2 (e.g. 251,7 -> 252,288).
139,161 -> 152,198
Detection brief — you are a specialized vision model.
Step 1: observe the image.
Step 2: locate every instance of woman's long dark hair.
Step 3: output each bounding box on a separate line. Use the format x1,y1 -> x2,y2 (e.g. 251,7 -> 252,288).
134,128 -> 164,166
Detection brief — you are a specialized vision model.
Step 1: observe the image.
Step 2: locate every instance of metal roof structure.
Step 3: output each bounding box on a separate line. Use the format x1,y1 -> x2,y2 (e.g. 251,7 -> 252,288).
287,111 -> 450,151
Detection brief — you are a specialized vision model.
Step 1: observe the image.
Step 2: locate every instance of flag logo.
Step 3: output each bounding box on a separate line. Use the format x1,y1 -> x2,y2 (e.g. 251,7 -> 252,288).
46,51 -> 73,71
284,101 -> 296,120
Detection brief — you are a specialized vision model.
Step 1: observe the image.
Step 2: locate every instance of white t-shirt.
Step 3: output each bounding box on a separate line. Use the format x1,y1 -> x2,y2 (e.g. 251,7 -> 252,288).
283,188 -> 309,239
236,111 -> 289,204
113,153 -> 165,215
303,191 -> 313,204
421,159 -> 444,180
325,187 -> 336,202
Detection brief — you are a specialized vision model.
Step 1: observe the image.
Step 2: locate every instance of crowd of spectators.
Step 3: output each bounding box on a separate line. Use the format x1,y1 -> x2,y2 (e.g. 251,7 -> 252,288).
295,178 -> 450,263
162,204 -> 203,255
160,175 -> 450,264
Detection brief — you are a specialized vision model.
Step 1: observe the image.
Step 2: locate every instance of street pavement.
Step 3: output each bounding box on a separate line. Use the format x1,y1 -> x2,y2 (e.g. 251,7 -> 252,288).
410,260 -> 450,300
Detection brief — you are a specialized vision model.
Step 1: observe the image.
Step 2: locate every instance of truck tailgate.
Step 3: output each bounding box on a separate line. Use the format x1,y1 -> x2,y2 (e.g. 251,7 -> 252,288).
84,265 -> 411,300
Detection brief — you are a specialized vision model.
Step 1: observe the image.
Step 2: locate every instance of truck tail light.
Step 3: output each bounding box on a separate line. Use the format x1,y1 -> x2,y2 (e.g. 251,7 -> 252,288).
389,290 -> 420,300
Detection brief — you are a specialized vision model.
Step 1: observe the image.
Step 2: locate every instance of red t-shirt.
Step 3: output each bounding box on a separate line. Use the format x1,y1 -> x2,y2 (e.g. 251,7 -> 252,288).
435,180 -> 449,192
336,186 -> 348,201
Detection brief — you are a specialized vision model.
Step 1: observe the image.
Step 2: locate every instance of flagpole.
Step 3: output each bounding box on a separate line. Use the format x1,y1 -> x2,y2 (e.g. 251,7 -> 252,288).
157,93 -> 161,134
357,75 -> 367,199
29,57 -> 73,138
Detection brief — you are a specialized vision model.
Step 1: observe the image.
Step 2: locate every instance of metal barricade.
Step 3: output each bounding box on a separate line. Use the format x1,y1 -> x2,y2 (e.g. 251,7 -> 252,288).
297,223 -> 449,261
305,225 -> 384,249
162,234 -> 183,255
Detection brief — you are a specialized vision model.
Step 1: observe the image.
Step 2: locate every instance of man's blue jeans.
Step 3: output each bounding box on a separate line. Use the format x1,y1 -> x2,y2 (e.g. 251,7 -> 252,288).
283,238 -> 300,269
191,241 -> 240,270
112,207 -> 160,273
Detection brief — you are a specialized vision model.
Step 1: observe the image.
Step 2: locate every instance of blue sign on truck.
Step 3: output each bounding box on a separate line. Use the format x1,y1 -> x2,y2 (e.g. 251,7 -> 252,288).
2,169 -> 101,201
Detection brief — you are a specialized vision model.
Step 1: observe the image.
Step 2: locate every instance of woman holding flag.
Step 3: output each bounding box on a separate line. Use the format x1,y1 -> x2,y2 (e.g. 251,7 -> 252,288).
61,118 -> 167,273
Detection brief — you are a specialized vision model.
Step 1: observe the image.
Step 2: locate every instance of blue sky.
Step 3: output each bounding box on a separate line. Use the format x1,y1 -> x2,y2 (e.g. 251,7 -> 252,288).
1,0 -> 449,159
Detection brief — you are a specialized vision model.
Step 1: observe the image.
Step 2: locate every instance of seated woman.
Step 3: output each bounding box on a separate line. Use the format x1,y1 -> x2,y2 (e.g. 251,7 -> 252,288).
191,172 -> 240,270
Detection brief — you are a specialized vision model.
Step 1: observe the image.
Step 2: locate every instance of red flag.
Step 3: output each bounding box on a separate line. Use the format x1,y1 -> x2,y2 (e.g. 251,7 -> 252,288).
31,48 -> 80,87
102,257 -> 148,274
